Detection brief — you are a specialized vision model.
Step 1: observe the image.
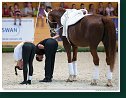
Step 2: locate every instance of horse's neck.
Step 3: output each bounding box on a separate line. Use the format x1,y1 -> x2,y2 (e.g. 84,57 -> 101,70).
56,10 -> 66,25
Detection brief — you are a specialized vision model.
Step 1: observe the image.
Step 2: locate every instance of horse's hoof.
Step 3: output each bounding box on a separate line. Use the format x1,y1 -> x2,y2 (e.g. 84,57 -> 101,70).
90,82 -> 97,86
73,79 -> 77,82
106,80 -> 113,87
73,80 -> 77,82
90,80 -> 97,86
66,75 -> 74,82
66,79 -> 73,82
106,83 -> 113,87
73,75 -> 77,81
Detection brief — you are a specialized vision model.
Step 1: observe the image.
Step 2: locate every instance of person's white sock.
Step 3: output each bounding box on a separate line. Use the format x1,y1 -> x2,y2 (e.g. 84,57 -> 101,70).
93,65 -> 99,80
68,63 -> 74,75
28,76 -> 32,80
72,61 -> 77,76
27,64 -> 29,80
107,65 -> 112,80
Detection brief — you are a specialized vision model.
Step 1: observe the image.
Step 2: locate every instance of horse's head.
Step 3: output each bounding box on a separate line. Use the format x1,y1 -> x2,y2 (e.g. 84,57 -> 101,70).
44,8 -> 66,37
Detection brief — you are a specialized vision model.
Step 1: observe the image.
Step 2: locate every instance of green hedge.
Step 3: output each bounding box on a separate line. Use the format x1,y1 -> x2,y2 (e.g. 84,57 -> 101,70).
2,46 -> 106,53
57,46 -> 105,52
2,47 -> 14,53
2,46 -> 118,53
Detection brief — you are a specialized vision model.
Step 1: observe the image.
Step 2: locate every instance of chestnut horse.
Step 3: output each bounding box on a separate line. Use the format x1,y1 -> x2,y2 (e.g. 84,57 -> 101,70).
45,8 -> 116,86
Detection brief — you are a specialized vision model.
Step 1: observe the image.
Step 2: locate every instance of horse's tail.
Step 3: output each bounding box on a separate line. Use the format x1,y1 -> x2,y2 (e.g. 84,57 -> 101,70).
102,17 -> 116,72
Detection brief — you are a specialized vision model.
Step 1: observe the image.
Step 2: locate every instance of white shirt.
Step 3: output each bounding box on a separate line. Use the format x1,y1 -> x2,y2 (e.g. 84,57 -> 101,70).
24,7 -> 34,17
106,7 -> 114,16
14,42 -> 24,61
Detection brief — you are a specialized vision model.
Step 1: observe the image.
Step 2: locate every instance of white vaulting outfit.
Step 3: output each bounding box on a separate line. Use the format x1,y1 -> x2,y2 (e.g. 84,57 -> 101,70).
14,42 -> 36,84
14,42 -> 24,61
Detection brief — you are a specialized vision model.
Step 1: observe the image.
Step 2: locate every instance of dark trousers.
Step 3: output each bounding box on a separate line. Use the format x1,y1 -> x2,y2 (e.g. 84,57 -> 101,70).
22,42 -> 35,81
44,39 -> 58,79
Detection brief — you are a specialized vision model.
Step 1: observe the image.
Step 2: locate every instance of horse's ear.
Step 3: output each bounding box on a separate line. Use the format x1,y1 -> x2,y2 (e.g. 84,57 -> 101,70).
44,10 -> 48,17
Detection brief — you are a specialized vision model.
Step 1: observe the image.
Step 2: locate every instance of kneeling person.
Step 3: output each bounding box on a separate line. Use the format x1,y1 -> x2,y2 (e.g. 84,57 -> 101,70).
36,38 -> 58,82
14,42 -> 35,85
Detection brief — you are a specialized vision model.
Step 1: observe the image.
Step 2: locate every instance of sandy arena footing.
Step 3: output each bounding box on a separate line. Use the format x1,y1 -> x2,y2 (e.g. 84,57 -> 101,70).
2,52 -> 119,91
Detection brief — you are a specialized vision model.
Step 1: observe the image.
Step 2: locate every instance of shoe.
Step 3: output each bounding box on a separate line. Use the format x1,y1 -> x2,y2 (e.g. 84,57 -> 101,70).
39,78 -> 52,82
20,81 -> 27,85
27,80 -> 31,85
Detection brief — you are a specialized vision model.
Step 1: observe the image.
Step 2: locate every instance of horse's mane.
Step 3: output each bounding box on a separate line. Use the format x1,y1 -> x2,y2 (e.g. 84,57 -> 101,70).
52,7 -> 66,13
49,7 -> 66,17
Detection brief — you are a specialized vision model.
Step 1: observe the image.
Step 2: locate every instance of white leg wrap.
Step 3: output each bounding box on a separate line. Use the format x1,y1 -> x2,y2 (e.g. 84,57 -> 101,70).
28,76 -> 32,80
93,65 -> 99,80
27,64 -> 29,80
107,65 -> 112,80
72,61 -> 77,75
68,63 -> 74,75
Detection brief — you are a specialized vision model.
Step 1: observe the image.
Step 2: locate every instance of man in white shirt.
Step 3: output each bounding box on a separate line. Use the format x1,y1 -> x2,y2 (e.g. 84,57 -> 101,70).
105,2 -> 115,16
14,42 -> 35,85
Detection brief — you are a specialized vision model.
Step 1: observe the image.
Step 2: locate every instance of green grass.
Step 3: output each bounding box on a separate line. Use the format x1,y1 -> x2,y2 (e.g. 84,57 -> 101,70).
2,45 -> 118,53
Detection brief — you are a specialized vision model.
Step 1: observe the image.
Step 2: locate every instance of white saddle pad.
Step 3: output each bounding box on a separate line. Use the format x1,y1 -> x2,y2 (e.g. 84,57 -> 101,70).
61,9 -> 91,37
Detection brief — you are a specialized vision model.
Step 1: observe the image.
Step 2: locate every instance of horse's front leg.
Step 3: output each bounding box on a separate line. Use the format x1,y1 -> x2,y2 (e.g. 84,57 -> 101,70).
72,46 -> 78,81
62,37 -> 74,82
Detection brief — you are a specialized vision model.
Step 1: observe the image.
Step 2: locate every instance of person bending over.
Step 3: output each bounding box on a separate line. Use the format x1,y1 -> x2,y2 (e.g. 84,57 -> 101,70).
36,38 -> 58,82
14,42 -> 35,85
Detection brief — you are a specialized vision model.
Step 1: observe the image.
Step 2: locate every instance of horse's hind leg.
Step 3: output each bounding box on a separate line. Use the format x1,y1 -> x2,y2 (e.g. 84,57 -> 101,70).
102,40 -> 113,87
90,48 -> 99,86
72,46 -> 78,81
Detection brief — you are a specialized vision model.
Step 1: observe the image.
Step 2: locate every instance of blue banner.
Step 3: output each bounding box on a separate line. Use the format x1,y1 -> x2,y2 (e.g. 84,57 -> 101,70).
112,18 -> 118,40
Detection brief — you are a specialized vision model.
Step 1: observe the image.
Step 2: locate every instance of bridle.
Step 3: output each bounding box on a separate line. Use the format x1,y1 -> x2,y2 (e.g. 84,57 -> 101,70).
45,10 -> 63,34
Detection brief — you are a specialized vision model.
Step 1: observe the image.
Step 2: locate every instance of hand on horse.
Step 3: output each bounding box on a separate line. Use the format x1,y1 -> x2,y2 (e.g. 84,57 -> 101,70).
38,44 -> 44,49
52,34 -> 60,39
